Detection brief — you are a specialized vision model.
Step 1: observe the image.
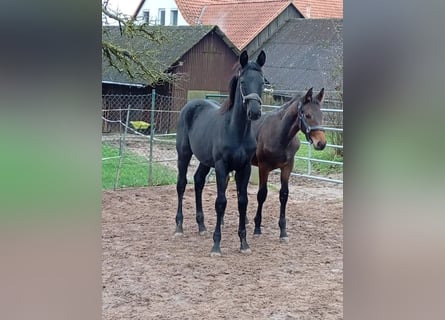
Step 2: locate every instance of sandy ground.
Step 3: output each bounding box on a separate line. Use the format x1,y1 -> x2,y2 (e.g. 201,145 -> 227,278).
102,177 -> 343,319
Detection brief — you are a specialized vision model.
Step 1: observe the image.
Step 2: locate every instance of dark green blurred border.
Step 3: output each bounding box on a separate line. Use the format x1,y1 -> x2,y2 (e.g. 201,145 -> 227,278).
0,1 -> 102,319
345,1 -> 445,319
2,0 -> 445,319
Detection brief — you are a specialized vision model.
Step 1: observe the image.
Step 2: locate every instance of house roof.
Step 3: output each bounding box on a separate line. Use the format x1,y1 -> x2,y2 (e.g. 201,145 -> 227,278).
174,0 -> 233,24
199,1 -> 297,50
293,0 -> 343,18
253,18 -> 343,92
175,0 -> 343,24
102,25 -> 238,85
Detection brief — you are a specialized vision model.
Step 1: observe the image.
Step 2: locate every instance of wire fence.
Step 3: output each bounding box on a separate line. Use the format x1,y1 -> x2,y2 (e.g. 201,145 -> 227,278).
102,90 -> 343,190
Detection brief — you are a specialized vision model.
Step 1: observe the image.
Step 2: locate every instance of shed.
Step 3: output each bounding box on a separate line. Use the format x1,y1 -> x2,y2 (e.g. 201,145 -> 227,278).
102,25 -> 239,132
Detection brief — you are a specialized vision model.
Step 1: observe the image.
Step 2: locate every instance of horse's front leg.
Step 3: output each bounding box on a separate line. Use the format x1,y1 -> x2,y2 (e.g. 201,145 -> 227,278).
235,165 -> 252,254
210,161 -> 229,257
194,163 -> 210,235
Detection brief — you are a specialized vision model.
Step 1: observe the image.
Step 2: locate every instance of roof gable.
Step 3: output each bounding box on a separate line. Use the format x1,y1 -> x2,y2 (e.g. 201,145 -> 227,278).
102,25 -> 238,85
199,1 -> 296,50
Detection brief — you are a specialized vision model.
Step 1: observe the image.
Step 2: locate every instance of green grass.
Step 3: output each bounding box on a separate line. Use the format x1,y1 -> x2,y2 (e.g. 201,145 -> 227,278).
294,132 -> 343,175
102,144 -> 177,189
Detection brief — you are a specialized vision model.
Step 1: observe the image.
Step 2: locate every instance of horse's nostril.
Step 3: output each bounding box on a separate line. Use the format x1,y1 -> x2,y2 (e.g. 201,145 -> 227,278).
251,111 -> 260,120
317,141 -> 326,150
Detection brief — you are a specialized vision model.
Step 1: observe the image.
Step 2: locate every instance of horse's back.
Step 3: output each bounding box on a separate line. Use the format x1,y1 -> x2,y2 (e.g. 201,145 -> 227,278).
178,99 -> 220,132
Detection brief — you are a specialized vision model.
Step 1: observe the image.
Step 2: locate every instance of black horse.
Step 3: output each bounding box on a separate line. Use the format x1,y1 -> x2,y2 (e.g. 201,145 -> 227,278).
175,50 -> 266,256
251,88 -> 326,241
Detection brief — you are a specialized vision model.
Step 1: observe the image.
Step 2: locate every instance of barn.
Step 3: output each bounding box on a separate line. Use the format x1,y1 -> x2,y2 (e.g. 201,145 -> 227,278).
102,25 -> 239,133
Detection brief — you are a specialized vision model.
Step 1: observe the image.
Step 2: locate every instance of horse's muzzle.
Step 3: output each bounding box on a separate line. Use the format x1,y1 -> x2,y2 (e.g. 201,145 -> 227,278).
314,140 -> 326,150
248,108 -> 261,120
310,130 -> 327,150
244,93 -> 262,121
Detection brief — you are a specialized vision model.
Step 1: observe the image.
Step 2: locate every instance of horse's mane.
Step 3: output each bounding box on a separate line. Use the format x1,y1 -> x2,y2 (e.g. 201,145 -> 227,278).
279,93 -> 302,113
219,74 -> 239,114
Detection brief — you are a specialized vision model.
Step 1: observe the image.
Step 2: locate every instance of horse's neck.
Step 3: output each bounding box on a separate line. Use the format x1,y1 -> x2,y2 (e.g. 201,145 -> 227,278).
278,104 -> 300,146
228,94 -> 251,137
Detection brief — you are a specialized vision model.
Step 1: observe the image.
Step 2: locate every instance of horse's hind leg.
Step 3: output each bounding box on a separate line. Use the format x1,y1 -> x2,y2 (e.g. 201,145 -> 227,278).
194,163 -> 210,235
175,149 -> 192,236
254,165 -> 270,236
278,164 -> 292,242
235,166 -> 252,254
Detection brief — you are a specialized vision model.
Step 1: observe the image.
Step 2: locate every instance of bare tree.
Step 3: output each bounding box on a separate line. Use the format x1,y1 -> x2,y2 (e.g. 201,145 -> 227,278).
102,1 -> 172,84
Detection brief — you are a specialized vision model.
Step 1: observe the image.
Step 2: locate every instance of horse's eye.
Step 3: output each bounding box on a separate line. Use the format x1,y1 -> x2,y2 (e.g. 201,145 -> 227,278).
305,114 -> 312,119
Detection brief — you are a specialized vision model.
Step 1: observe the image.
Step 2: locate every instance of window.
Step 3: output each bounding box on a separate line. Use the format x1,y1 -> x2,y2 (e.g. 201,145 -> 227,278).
143,10 -> 149,24
170,9 -> 178,26
159,9 -> 165,25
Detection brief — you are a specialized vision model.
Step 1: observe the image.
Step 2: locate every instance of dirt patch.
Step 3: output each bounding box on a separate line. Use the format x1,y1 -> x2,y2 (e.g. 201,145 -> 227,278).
103,179 -> 343,319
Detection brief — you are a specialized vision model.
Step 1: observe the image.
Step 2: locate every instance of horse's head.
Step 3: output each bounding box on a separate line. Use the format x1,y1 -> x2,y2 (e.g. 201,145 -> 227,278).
298,88 -> 327,150
238,50 -> 266,121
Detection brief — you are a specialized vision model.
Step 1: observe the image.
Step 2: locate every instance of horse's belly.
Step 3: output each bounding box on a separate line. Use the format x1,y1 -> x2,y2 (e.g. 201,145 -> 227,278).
258,148 -> 291,170
191,145 -> 214,167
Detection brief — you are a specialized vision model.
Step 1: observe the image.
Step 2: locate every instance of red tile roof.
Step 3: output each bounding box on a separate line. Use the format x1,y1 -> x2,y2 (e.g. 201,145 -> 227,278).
175,0 -> 343,24
201,1 -> 295,50
175,0 -> 342,50
294,0 -> 343,18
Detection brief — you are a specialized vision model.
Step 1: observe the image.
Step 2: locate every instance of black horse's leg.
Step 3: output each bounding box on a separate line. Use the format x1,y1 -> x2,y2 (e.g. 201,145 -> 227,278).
210,161 -> 228,256
278,165 -> 292,242
220,172 -> 231,227
175,150 -> 192,236
194,163 -> 210,235
235,166 -> 252,254
254,165 -> 270,236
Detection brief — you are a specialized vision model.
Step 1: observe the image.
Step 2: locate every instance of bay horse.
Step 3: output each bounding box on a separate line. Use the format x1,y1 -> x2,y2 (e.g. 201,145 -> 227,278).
251,88 -> 326,241
175,50 -> 266,256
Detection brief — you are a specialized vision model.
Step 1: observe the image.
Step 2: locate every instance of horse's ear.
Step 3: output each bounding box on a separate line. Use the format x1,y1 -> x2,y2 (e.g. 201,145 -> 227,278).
316,88 -> 324,102
304,88 -> 313,103
240,51 -> 248,68
256,50 -> 266,67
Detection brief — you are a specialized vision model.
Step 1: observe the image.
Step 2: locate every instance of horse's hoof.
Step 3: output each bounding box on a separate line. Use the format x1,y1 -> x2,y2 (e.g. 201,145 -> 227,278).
199,230 -> 208,236
280,237 -> 289,243
253,228 -> 262,236
240,248 -> 252,255
210,251 -> 222,257
253,233 -> 261,237
174,232 -> 184,237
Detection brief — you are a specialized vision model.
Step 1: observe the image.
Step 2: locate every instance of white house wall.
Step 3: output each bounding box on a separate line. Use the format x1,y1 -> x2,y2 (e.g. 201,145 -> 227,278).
134,0 -> 188,26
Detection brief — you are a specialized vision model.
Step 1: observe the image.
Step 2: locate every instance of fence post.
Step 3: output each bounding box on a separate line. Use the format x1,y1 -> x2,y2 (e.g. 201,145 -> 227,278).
148,89 -> 156,185
307,141 -> 312,176
114,103 -> 131,190
250,166 -> 259,185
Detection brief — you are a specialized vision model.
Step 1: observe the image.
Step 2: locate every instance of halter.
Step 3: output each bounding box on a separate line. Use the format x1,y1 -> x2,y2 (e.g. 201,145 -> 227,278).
298,102 -> 325,144
238,71 -> 263,106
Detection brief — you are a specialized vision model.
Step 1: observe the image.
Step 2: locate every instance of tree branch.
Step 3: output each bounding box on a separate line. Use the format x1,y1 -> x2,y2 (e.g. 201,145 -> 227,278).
102,3 -> 171,84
